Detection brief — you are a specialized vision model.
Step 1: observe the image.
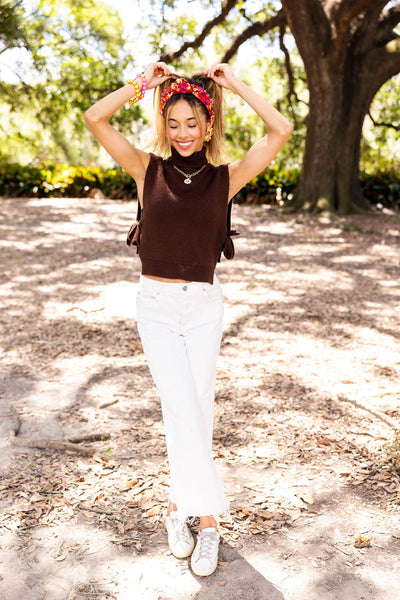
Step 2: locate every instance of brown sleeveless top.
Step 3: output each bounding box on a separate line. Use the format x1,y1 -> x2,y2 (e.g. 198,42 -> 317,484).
127,147 -> 238,284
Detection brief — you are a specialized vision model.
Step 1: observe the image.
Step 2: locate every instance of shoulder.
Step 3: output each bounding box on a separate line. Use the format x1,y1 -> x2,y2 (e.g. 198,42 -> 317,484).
209,162 -> 229,177
149,152 -> 163,161
149,152 -> 171,170
142,152 -> 164,175
210,163 -> 230,203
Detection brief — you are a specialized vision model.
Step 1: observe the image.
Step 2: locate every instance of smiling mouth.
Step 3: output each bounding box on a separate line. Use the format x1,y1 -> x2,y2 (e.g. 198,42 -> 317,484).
177,141 -> 193,149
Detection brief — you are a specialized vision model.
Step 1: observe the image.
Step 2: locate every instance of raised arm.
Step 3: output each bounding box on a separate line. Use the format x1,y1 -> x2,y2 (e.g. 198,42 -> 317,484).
206,63 -> 293,200
84,62 -> 172,184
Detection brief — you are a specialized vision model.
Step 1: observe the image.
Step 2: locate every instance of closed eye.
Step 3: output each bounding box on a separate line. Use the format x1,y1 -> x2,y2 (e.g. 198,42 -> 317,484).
169,124 -> 198,129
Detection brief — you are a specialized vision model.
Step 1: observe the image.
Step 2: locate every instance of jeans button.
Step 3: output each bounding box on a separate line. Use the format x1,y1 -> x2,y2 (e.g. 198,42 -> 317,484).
182,285 -> 187,291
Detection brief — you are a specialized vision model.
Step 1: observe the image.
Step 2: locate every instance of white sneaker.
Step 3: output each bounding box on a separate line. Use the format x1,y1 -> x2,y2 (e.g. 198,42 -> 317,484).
190,527 -> 220,576
165,512 -> 195,558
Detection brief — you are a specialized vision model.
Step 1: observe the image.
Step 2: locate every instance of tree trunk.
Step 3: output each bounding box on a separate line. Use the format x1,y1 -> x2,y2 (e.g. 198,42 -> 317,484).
291,59 -> 371,213
282,0 -> 400,214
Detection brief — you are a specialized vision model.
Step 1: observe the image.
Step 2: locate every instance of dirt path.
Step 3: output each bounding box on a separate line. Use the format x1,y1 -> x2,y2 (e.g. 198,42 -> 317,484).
1,196 -> 400,600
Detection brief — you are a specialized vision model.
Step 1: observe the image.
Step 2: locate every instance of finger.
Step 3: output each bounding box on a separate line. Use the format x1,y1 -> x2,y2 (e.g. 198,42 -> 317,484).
211,68 -> 224,81
157,62 -> 172,76
155,61 -> 168,70
207,64 -> 218,78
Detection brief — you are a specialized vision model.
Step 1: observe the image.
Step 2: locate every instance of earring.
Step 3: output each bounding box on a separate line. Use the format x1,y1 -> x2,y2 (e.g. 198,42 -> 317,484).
204,127 -> 213,142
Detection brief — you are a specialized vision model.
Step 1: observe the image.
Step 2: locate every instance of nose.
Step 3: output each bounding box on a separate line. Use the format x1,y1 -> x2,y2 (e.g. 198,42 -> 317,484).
175,124 -> 194,138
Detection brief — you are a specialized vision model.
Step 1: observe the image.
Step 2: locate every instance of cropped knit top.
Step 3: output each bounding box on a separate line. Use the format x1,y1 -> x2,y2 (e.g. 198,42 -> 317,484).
127,147 -> 238,284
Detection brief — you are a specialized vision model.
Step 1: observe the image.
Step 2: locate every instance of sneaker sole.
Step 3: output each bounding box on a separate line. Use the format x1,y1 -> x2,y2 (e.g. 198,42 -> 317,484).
170,541 -> 195,559
190,559 -> 218,577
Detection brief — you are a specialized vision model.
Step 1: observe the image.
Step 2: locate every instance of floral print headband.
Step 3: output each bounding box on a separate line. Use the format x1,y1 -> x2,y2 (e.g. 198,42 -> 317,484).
160,78 -> 215,119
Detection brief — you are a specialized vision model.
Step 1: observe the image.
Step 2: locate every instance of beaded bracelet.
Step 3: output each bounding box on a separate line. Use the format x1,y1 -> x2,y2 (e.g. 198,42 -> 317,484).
136,73 -> 147,98
127,74 -> 147,105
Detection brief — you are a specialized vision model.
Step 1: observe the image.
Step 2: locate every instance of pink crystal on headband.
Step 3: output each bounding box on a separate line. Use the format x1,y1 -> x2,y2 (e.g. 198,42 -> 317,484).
160,78 -> 215,119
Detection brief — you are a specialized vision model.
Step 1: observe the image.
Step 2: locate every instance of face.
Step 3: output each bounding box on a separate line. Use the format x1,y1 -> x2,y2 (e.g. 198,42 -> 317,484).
166,98 -> 210,156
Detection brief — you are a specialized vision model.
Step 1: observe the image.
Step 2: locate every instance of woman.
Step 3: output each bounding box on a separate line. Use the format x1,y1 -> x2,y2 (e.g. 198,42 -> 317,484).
84,62 -> 292,577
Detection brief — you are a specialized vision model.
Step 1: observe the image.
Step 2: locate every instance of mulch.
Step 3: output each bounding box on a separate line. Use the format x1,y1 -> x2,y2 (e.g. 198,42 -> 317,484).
1,197 -> 399,598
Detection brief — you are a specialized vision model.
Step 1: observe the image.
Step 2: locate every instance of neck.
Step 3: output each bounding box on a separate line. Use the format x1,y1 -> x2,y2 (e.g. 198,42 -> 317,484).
168,146 -> 207,170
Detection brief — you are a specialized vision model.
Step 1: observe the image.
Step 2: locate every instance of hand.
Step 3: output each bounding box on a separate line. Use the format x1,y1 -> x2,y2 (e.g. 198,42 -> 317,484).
143,62 -> 173,90
205,63 -> 238,90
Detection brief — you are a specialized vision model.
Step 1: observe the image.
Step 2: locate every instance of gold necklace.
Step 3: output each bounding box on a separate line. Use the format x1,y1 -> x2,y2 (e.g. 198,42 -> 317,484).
173,164 -> 206,184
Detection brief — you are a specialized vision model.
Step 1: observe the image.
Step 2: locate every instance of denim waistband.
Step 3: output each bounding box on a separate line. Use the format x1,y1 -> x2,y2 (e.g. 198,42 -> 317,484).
138,274 -> 220,296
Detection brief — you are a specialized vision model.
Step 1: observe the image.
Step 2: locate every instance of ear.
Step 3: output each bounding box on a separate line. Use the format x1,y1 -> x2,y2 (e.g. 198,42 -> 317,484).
204,115 -> 214,136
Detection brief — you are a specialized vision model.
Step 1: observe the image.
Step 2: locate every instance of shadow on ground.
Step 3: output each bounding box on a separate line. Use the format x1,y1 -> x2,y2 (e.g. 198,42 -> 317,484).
1,198 -> 400,600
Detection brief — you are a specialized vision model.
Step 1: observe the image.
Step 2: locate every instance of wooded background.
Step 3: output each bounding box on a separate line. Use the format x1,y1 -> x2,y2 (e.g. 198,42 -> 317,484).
1,0 -> 399,213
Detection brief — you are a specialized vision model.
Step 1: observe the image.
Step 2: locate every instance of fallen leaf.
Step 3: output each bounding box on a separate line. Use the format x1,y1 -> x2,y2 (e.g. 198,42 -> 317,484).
354,535 -> 371,548
296,493 -> 314,505
145,504 -> 163,517
259,509 -> 275,519
120,478 -> 139,491
55,553 -> 68,561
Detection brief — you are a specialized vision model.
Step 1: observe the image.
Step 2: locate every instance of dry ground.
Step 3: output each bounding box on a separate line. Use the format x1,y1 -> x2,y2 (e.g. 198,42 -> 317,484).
0,196 -> 400,600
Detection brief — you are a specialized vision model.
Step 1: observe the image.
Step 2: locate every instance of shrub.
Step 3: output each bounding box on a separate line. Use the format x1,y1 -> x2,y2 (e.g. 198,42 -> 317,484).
0,163 -> 136,199
0,162 -> 399,209
233,167 -> 300,205
360,170 -> 400,209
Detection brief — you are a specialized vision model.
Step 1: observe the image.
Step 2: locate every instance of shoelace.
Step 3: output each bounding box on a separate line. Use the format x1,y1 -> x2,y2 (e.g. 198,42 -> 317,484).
195,531 -> 217,560
170,518 -> 192,543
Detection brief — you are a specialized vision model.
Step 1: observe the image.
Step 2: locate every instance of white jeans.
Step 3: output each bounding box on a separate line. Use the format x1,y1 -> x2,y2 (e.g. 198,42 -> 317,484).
136,274 -> 229,522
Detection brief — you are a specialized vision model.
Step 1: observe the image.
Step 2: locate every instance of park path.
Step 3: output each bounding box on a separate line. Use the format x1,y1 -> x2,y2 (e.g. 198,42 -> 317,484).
1,196 -> 400,600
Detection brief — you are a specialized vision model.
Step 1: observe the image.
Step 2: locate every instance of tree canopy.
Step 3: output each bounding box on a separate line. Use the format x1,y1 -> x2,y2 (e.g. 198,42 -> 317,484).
1,0 -> 399,212
0,0 -> 144,164
146,0 -> 400,212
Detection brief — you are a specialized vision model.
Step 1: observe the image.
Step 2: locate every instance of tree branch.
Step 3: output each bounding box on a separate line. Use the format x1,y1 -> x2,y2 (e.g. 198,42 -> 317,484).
380,1 -> 400,27
159,0 -> 239,63
221,9 -> 286,62
336,394 -> 399,431
364,39 -> 400,103
279,24 -> 298,104
329,0 -> 377,57
355,0 -> 393,54
368,109 -> 400,131
330,0 -> 378,27
12,438 -> 95,455
376,3 -> 400,46
281,0 -> 333,73
281,0 -> 340,99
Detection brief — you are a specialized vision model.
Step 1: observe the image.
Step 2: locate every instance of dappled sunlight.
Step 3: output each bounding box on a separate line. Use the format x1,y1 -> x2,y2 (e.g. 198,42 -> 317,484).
330,253 -> 374,264
1,198 -> 400,600
43,281 -> 138,323
0,520 -> 179,600
254,220 -> 296,235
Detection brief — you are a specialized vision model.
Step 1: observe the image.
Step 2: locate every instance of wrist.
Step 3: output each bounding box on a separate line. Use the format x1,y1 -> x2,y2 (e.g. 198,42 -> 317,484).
135,73 -> 147,95
229,76 -> 244,93
126,73 -> 147,105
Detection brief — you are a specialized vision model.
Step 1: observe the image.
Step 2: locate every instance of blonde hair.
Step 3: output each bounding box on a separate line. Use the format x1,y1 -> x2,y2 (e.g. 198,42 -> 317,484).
150,73 -> 225,166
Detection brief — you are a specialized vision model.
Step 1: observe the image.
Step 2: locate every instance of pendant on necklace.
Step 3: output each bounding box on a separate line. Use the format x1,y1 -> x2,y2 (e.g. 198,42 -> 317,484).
173,163 -> 206,183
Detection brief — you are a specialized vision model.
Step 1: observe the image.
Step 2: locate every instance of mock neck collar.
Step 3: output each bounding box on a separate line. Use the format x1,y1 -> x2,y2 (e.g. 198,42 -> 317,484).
167,146 -> 208,170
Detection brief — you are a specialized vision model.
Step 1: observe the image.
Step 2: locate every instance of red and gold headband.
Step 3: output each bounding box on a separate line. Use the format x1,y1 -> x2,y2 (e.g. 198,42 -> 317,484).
160,78 -> 215,119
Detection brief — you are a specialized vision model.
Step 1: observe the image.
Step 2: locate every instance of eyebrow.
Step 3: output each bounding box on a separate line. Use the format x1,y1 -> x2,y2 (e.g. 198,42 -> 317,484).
168,117 -> 197,123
